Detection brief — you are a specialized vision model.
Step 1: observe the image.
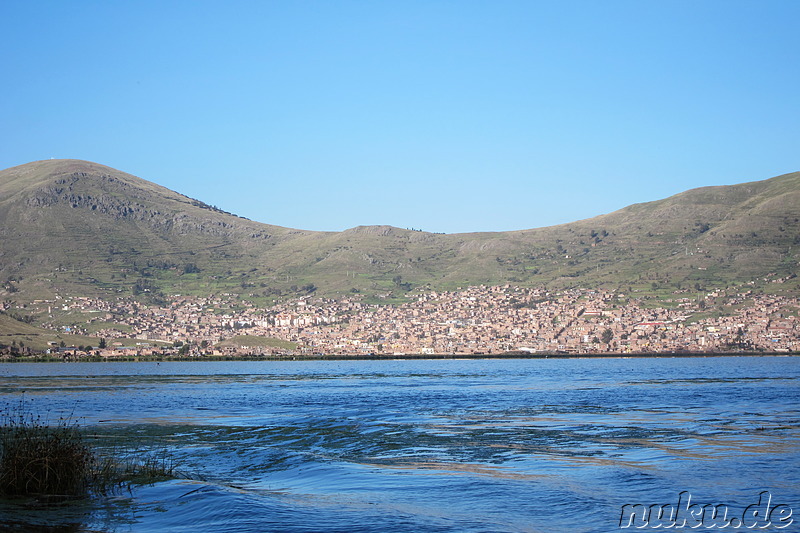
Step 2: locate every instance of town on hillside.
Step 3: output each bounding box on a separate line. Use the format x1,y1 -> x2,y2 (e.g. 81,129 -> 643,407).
4,278 -> 798,358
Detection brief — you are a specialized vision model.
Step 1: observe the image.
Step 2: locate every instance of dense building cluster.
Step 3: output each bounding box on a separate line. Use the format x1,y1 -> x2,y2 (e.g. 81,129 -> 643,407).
32,283 -> 800,357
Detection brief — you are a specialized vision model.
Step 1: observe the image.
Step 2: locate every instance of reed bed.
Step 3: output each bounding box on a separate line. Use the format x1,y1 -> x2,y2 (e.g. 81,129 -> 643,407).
0,405 -> 175,498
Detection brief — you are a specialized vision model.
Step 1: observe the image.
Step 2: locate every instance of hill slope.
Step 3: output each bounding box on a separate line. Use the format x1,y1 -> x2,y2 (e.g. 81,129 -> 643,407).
0,160 -> 316,300
1,160 -> 798,304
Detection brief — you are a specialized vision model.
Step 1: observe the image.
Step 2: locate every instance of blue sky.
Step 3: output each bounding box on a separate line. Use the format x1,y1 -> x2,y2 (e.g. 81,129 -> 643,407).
1,1 -> 798,234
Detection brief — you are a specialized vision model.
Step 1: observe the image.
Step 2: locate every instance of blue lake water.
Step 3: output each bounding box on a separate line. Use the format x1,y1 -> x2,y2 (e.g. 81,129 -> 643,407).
0,356 -> 798,532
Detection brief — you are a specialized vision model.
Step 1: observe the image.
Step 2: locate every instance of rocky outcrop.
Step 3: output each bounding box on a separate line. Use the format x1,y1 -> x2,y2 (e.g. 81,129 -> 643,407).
24,172 -> 272,239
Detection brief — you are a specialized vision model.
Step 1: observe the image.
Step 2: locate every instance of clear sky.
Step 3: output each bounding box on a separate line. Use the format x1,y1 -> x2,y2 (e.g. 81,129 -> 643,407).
1,1 -> 798,234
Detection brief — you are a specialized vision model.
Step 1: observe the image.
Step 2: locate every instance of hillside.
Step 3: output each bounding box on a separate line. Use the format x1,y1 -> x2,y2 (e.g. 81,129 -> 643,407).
1,159 -> 798,306
0,160 -> 314,301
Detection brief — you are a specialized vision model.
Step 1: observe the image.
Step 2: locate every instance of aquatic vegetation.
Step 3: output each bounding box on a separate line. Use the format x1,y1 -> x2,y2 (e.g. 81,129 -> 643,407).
0,410 -> 93,497
92,445 -> 176,491
0,404 -> 175,498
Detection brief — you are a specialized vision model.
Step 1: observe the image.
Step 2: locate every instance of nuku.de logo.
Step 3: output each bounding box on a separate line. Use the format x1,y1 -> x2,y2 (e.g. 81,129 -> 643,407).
619,491 -> 793,529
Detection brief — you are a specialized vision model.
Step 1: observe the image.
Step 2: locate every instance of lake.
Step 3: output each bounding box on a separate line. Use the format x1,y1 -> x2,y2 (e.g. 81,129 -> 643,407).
0,356 -> 798,532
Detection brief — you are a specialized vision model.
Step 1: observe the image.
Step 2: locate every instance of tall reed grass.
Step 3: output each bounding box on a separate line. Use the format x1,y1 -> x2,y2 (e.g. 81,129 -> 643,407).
0,405 -> 175,498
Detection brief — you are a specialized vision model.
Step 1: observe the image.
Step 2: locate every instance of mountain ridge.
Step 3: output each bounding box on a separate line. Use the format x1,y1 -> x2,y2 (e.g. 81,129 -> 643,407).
1,159 -> 798,303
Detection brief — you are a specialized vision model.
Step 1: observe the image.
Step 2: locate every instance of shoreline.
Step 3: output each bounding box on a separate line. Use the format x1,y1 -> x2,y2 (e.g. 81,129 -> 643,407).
1,351 -> 797,363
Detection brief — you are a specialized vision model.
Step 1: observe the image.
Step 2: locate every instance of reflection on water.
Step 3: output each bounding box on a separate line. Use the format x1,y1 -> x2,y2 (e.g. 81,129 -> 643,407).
0,357 -> 798,532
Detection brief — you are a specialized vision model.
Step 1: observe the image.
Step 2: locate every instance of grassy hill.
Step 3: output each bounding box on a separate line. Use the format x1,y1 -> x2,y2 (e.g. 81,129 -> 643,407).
1,159 -> 798,310
0,311 -> 157,352
0,160 -> 312,302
